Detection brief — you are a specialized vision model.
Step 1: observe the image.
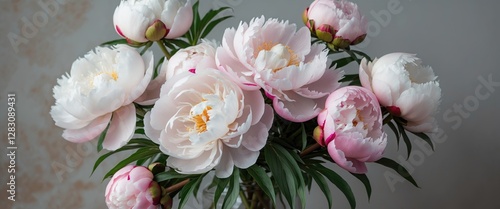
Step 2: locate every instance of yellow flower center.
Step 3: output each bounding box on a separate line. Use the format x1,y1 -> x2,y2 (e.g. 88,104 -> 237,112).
191,106 -> 211,133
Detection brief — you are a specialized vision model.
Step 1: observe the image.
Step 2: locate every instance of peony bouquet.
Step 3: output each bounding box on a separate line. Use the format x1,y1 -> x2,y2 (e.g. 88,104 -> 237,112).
50,0 -> 441,208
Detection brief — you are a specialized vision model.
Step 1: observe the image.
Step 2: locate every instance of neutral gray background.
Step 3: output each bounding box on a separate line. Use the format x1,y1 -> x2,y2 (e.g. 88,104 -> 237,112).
1,0 -> 499,208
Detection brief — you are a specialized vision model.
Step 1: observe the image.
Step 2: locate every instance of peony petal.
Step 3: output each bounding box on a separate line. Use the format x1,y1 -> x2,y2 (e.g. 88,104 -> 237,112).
229,145 -> 259,169
165,0 -> 193,39
214,145 -> 235,178
62,113 -> 112,143
327,140 -> 367,174
103,104 -> 136,151
273,91 -> 323,122
126,50 -> 155,104
168,141 -> 222,175
295,68 -> 343,99
144,111 -> 161,144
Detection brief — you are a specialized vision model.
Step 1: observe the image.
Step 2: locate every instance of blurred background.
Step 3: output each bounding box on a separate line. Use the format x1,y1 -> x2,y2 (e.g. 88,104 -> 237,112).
1,0 -> 499,208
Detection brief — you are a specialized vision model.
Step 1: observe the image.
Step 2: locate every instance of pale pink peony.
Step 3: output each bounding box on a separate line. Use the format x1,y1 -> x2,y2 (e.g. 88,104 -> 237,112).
165,41 -> 218,79
304,0 -> 367,49
359,53 -> 441,133
113,0 -> 193,43
216,16 -> 343,122
144,68 -> 273,178
50,45 -> 154,150
105,165 -> 161,209
317,86 -> 387,174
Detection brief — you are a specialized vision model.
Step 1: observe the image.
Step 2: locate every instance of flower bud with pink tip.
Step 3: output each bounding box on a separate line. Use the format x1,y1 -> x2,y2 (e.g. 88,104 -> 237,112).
304,0 -> 367,49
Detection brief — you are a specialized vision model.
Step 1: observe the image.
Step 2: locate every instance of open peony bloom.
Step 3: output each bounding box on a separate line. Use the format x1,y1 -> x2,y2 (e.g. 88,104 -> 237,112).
216,16 -> 343,122
144,69 -> 274,178
113,0 -> 193,43
304,0 -> 367,49
50,45 -> 154,150
317,86 -> 387,174
359,53 -> 441,133
165,41 -> 218,79
105,165 -> 161,209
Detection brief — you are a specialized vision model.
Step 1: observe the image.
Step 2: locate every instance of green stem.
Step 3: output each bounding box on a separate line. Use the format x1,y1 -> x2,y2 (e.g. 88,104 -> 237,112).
140,42 -> 153,55
250,191 -> 258,209
156,41 -> 172,59
240,191 -> 251,209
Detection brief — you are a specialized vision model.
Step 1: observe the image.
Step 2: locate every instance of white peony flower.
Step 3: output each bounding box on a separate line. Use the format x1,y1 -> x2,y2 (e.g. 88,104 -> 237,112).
360,53 -> 441,132
145,69 -> 273,178
113,0 -> 193,43
50,45 -> 154,150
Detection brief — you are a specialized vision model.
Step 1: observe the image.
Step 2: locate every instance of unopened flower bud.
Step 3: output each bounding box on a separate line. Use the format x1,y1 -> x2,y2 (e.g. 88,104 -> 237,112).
148,162 -> 166,175
149,181 -> 162,205
146,20 -> 169,41
313,126 -> 325,146
161,194 -> 173,209
315,24 -> 335,43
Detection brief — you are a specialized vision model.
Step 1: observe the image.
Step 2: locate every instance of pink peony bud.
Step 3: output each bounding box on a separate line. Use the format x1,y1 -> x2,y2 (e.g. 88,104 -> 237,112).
105,165 -> 161,209
317,86 -> 387,174
304,0 -> 367,49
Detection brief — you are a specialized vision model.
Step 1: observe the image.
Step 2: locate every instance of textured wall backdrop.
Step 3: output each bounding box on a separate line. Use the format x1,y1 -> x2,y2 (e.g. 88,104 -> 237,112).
1,0 -> 499,208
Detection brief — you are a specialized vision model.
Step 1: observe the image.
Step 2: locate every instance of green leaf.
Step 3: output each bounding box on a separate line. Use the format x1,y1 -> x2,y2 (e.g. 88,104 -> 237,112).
178,175 -> 205,209
312,164 -> 356,209
272,144 -> 306,208
154,170 -> 196,183
300,123 -> 307,151
100,39 -> 128,46
103,147 -> 159,180
153,56 -> 165,79
330,56 -> 355,68
128,138 -> 159,147
222,168 -> 240,209
97,122 -> 111,152
339,74 -> 360,83
214,177 -> 230,207
351,173 -> 372,200
351,50 -> 372,61
168,39 -> 191,49
411,132 -> 435,151
397,122 -> 412,159
306,167 -> 333,209
376,158 -> 419,188
264,146 -> 297,209
247,165 -> 276,203
91,145 -> 143,176
135,129 -> 145,135
200,6 -> 232,30
386,120 -> 401,148
200,15 -> 233,39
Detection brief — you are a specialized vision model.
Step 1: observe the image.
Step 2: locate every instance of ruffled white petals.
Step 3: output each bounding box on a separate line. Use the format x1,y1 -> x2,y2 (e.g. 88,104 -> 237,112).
51,45 -> 153,150
145,69 -> 270,177
360,53 -> 441,133
113,0 -> 193,42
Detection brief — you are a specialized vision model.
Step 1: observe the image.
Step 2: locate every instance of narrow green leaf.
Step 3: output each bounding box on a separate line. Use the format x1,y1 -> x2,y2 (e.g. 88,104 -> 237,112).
154,170 -> 196,183
135,129 -> 145,135
97,122 -> 111,152
103,148 -> 159,180
213,177 -> 230,207
264,146 -> 297,209
100,39 -> 128,46
300,123 -> 307,151
313,164 -> 356,209
351,50 -> 372,61
128,138 -> 159,147
307,168 -> 333,209
200,6 -> 232,30
222,168 -> 240,209
351,173 -> 372,200
411,132 -> 435,151
200,15 -> 233,38
386,120 -> 401,148
397,122 -> 412,159
330,56 -> 355,68
178,175 -> 204,209
272,144 -> 306,209
247,165 -> 276,203
376,158 -> 419,188
168,39 -> 191,49
91,145 -> 143,176
153,56 -> 165,79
